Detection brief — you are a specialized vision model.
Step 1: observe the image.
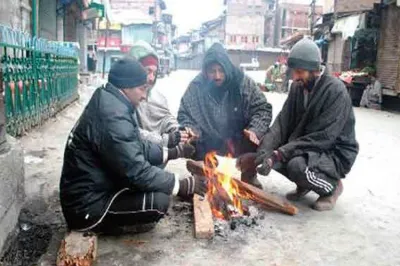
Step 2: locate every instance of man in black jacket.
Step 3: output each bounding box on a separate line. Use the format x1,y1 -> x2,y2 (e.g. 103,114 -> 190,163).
178,43 -> 272,189
60,57 -> 206,234
238,38 -> 359,211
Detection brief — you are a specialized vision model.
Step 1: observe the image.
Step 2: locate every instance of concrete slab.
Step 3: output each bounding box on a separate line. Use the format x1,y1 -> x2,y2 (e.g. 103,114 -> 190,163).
0,137 -> 24,253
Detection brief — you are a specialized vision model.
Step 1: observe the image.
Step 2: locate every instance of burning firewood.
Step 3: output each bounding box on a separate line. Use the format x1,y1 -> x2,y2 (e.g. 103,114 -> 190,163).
186,159 -> 298,216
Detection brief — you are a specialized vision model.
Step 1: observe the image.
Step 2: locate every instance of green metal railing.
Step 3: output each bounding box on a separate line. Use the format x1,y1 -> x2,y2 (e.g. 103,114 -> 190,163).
0,25 -> 79,136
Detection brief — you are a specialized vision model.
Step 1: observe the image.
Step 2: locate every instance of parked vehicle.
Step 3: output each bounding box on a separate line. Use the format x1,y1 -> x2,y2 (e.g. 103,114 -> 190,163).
240,57 -> 260,70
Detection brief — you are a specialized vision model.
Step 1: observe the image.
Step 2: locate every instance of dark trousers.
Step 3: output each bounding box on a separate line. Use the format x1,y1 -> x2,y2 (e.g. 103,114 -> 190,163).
92,190 -> 170,234
274,156 -> 339,196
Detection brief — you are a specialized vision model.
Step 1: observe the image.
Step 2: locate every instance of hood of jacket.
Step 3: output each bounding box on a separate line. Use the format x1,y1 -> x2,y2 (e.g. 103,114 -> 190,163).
198,43 -> 244,102
129,41 -> 159,96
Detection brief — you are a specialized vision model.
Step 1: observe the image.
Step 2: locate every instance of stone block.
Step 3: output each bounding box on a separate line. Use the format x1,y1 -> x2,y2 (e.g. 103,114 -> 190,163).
0,136 -> 25,252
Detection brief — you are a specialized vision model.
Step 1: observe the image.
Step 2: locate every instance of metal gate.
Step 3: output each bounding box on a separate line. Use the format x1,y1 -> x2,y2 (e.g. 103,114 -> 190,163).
376,4 -> 400,95
0,25 -> 79,137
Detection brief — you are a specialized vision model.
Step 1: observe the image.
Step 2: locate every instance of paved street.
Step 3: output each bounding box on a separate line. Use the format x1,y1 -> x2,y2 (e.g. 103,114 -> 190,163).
21,70 -> 400,266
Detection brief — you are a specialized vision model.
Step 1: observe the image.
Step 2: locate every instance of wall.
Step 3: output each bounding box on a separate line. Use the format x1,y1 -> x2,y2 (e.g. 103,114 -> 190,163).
97,50 -> 124,73
335,0 -> 380,13
0,137 -> 24,253
279,2 -> 323,39
64,4 -> 79,42
121,24 -> 153,45
225,0 -> 266,49
0,0 -> 26,253
0,0 -> 31,33
376,4 -> 400,95
327,34 -> 345,73
39,0 -> 57,40
324,0 -> 335,13
110,0 -> 157,19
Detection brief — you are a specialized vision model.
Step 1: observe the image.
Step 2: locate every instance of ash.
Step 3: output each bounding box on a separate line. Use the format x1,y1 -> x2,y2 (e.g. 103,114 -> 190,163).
214,205 -> 264,238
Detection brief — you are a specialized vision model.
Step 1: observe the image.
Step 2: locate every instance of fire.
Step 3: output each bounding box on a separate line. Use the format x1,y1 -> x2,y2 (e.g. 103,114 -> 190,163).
203,152 -> 251,220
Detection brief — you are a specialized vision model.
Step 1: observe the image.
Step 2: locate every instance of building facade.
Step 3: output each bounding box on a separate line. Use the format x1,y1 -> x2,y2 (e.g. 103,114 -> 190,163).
224,0 -> 267,49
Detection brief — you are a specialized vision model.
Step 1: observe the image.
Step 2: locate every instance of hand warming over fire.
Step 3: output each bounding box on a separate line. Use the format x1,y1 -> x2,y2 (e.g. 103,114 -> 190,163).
243,129 -> 260,146
177,127 -> 199,144
255,150 -> 282,176
178,175 -> 208,197
168,143 -> 196,159
236,153 -> 257,173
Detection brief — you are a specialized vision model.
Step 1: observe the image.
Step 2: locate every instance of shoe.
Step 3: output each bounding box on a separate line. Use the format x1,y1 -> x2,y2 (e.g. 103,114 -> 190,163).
286,186 -> 311,201
312,180 -> 343,211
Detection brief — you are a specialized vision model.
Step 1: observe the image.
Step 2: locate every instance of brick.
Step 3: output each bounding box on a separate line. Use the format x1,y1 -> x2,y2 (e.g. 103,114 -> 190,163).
57,231 -> 98,266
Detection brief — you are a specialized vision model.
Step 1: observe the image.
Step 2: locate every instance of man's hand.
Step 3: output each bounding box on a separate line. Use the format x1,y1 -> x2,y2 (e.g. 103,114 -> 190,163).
176,143 -> 196,159
178,175 -> 208,197
179,127 -> 199,144
255,150 -> 281,176
168,144 -> 196,160
236,153 -> 257,172
168,131 -> 181,148
244,129 -> 260,146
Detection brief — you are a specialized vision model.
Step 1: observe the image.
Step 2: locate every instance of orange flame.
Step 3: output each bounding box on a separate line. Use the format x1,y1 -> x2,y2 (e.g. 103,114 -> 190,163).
203,152 -> 249,219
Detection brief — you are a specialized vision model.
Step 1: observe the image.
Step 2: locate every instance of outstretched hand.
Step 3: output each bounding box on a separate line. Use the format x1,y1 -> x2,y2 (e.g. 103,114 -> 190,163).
244,129 -> 260,146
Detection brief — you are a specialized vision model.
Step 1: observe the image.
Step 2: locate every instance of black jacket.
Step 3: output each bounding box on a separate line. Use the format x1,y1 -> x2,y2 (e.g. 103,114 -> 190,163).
258,72 -> 359,179
178,43 -> 272,159
60,84 -> 176,230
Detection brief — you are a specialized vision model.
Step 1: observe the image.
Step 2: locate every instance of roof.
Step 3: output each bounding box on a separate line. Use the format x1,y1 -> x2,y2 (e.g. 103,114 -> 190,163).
225,45 -> 289,53
280,32 -> 305,46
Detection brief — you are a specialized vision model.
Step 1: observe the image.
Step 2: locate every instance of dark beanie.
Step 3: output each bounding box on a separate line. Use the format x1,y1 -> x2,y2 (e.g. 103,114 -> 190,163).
108,57 -> 147,89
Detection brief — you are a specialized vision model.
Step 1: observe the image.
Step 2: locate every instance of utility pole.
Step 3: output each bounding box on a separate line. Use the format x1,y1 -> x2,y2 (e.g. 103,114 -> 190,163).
152,0 -> 158,47
273,0 -> 281,47
32,0 -> 37,37
310,0 -> 316,36
102,17 -> 109,79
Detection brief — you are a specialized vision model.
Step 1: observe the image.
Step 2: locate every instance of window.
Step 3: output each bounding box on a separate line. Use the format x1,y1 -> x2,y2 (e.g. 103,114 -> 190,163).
244,36 -> 248,43
230,35 -> 237,43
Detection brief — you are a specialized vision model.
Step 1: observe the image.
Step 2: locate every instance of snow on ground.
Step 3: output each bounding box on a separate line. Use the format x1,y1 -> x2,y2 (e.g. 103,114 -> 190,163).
20,70 -> 400,266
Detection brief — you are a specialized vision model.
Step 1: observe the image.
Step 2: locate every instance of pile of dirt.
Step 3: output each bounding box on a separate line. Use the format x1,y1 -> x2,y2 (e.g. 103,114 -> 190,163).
0,196 -> 65,266
0,224 -> 53,266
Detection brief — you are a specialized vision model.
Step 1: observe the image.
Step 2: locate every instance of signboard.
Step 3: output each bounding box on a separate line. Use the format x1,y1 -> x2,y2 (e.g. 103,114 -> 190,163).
99,20 -> 121,30
82,2 -> 105,20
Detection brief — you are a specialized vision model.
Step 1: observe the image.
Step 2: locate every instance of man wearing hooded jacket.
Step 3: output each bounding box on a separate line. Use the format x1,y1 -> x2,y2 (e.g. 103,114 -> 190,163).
178,43 -> 273,188
239,38 -> 359,211
129,41 -> 194,149
60,57 -> 207,234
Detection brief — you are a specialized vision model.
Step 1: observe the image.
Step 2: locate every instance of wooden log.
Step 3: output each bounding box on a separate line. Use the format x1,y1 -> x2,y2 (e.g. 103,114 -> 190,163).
186,160 -> 298,216
193,194 -> 215,239
56,231 -> 97,266
233,178 -> 298,215
209,177 -> 234,220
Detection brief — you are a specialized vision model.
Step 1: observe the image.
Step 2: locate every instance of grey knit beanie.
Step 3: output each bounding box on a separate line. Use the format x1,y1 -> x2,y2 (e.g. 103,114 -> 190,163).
287,38 -> 322,71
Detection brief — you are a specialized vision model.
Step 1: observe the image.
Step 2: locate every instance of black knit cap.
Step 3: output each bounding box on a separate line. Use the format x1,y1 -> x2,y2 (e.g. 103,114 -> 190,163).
108,56 -> 147,89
